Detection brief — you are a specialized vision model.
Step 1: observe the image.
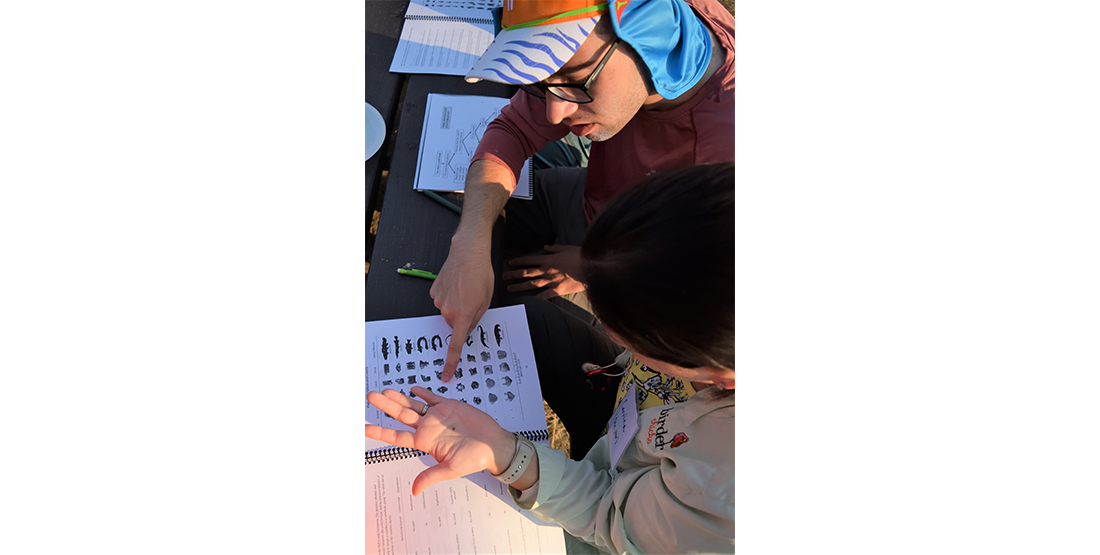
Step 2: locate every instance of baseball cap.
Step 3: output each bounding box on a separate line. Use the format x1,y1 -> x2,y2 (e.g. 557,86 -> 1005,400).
467,1 -> 712,100
465,0 -> 609,86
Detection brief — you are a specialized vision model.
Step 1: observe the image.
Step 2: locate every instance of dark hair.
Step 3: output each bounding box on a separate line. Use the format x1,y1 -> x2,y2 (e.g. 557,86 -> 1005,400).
582,163 -> 735,370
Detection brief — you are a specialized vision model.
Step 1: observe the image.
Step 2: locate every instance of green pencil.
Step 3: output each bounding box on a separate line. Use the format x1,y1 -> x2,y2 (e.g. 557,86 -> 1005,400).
396,268 -> 437,280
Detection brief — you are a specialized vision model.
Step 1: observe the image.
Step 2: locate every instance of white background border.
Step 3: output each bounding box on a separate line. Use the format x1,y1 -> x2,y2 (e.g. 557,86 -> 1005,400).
2,1 -> 365,552
4,0 -> 1100,553
738,1 -> 1100,553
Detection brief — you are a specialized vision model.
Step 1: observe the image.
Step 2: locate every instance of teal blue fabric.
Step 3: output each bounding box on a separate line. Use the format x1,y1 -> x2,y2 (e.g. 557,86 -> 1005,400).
608,0 -> 713,100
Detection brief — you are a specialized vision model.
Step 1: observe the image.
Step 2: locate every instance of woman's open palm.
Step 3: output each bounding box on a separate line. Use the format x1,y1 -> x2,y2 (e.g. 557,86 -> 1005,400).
365,386 -> 516,496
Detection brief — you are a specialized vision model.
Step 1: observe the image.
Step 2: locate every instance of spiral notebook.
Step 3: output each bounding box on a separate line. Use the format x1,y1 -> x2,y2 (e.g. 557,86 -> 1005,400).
365,305 -> 565,554
389,0 -> 501,76
413,93 -> 533,200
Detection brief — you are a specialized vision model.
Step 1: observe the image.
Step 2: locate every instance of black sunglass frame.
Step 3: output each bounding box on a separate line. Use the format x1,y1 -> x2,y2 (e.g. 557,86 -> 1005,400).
520,39 -> 621,104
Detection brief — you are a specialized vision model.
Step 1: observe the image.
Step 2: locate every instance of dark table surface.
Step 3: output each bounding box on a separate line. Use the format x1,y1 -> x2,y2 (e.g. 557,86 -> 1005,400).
365,1 -> 408,205
366,76 -> 514,321
365,1 -> 515,322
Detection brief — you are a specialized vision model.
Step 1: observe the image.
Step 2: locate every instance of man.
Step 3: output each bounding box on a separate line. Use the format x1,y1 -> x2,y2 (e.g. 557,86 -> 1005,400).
432,0 -> 735,380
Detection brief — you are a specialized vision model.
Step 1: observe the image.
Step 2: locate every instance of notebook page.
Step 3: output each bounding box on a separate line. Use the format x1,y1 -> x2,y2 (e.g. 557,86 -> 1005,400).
405,0 -> 499,21
390,1 -> 497,75
413,93 -> 533,199
367,453 -> 565,554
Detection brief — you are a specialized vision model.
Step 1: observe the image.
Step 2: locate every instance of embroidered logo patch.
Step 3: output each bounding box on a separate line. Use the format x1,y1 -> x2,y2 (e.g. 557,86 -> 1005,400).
670,432 -> 689,448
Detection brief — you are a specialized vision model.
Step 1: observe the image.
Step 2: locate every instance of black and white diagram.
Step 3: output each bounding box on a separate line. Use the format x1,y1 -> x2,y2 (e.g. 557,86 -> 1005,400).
365,305 -> 545,443
413,94 -> 533,198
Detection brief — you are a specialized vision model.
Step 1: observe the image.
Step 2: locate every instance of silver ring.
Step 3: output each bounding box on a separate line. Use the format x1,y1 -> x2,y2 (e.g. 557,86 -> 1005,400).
419,404 -> 429,416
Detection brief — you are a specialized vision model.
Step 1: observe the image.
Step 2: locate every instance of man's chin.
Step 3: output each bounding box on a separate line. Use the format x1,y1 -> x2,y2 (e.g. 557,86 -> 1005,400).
569,121 -> 619,142
585,126 -> 618,142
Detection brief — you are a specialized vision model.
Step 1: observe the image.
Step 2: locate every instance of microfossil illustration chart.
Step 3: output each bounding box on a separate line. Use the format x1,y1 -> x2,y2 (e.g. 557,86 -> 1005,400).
365,306 -> 545,435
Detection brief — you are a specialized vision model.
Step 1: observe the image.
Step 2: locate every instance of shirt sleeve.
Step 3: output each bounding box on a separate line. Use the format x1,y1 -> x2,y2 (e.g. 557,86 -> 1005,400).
472,91 -> 570,184
513,441 -> 622,550
511,478 -> 540,505
511,439 -> 733,555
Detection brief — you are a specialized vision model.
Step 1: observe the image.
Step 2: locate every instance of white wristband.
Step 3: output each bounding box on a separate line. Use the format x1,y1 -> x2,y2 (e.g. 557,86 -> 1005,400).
493,433 -> 536,485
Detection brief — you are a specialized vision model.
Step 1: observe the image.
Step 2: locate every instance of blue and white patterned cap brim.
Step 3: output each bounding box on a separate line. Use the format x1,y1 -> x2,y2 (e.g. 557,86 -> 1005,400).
465,16 -> 601,85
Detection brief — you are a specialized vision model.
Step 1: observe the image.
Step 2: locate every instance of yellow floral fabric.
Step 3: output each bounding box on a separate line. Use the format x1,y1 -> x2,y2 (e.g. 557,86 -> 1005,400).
612,356 -> 697,411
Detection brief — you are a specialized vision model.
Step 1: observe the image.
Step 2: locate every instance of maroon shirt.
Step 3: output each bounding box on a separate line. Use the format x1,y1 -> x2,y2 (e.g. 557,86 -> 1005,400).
471,0 -> 735,223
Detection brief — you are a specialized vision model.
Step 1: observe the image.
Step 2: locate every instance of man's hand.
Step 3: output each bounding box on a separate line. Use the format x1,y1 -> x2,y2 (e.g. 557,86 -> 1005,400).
503,244 -> 586,300
431,159 -> 515,382
431,239 -> 495,382
366,387 -> 518,496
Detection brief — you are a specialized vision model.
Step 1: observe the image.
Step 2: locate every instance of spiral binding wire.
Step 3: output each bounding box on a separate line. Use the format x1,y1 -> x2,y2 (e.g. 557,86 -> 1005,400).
365,446 -> 428,465
419,0 -> 500,9
405,15 -> 493,24
365,429 -> 549,465
517,429 -> 549,443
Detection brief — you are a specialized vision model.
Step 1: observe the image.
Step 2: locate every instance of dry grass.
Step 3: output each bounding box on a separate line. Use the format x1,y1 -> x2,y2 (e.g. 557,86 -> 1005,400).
544,400 -> 572,457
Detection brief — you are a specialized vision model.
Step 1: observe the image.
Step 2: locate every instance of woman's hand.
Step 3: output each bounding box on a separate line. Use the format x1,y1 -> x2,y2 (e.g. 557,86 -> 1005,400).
365,386 -> 518,496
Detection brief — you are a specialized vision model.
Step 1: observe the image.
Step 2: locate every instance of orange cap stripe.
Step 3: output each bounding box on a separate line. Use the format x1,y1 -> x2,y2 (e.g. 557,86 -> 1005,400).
502,0 -> 607,29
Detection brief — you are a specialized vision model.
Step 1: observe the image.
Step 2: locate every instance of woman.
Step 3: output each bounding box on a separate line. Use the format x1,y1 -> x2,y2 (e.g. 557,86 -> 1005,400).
366,163 -> 735,554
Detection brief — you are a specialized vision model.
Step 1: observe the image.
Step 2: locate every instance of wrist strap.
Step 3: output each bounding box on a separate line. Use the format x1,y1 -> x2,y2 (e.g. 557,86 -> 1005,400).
493,432 -> 536,485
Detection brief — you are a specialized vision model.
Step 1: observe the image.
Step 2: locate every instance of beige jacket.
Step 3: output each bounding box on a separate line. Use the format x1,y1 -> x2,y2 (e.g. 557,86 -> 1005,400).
515,387 -> 735,554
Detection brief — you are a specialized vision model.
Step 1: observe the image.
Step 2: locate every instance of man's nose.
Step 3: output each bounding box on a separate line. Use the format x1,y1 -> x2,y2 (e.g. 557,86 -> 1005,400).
545,94 -> 578,125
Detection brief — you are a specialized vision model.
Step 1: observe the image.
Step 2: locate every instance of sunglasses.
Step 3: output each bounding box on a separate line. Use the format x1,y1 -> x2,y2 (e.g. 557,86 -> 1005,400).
519,39 -> 621,104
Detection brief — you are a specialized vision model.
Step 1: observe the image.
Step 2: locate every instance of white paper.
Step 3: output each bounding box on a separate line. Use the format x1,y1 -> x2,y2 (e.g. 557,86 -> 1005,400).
366,305 -> 546,434
388,19 -> 494,76
411,0 -> 501,13
389,0 -> 497,76
414,93 -> 533,199
367,454 -> 564,555
365,305 -> 566,554
405,0 -> 500,20
607,380 -> 640,469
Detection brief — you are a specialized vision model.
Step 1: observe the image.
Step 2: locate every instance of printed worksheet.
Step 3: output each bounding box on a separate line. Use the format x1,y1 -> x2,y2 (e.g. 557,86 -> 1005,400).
389,0 -> 498,76
367,453 -> 564,555
366,305 -> 545,434
413,94 -> 533,199
405,0 -> 501,20
365,305 -> 565,554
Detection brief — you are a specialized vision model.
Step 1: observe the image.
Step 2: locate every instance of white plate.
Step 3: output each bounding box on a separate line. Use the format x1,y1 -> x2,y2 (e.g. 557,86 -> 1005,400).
366,102 -> 386,160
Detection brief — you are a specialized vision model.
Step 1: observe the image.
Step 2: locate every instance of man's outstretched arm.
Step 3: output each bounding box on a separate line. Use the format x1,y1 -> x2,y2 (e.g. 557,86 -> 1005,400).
431,159 -> 515,381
